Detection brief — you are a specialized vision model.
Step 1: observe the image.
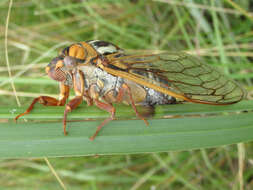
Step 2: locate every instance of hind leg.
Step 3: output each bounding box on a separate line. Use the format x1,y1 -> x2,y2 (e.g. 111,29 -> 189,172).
117,83 -> 148,126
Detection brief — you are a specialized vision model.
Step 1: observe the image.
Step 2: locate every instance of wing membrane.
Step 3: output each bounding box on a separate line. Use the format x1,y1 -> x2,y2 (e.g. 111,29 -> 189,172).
104,51 -> 245,105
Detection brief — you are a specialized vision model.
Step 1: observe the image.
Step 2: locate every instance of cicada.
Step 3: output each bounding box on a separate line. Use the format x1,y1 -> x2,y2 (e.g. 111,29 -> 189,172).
15,40 -> 246,140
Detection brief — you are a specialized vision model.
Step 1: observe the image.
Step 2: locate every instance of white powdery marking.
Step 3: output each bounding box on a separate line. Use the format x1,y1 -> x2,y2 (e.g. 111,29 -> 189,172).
149,88 -> 155,96
97,45 -> 117,54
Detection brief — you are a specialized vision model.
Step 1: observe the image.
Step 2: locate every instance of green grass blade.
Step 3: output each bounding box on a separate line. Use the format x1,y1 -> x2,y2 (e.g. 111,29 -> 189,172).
2,100 -> 252,119
0,101 -> 252,158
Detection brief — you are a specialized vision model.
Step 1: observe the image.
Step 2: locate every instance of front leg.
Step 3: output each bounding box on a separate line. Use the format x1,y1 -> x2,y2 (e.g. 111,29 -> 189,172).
63,96 -> 83,135
15,83 -> 69,121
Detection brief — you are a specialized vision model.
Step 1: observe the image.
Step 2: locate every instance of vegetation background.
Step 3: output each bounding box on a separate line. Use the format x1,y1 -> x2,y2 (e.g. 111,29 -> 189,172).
0,0 -> 253,189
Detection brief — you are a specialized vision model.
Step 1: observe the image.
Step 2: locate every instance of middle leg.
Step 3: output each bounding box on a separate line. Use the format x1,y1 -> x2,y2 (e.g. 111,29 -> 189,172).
90,99 -> 115,141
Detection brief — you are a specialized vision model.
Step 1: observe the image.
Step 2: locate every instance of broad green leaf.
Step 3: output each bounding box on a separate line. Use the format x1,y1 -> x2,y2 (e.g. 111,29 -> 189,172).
0,101 -> 252,158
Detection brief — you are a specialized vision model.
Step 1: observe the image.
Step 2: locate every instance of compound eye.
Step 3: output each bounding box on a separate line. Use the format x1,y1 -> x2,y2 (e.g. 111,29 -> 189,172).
47,66 -> 67,82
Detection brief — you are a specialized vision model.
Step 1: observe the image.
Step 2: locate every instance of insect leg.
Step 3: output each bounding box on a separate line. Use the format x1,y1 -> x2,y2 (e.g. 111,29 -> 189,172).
73,70 -> 93,107
15,83 -> 69,121
90,99 -> 115,141
83,91 -> 93,106
62,69 -> 89,135
63,96 -> 83,135
117,83 -> 149,126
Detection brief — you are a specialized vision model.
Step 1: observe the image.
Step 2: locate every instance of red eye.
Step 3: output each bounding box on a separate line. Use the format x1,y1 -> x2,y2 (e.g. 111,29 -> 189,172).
48,67 -> 66,82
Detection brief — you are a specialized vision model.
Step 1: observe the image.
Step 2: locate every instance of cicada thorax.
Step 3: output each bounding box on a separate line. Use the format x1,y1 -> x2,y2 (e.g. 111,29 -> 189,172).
87,40 -> 123,56
61,40 -> 124,63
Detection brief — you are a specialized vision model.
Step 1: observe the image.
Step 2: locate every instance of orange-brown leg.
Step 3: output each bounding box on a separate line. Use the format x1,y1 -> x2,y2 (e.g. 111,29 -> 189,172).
83,92 -> 93,106
89,99 -> 115,141
15,83 -> 69,121
117,83 -> 149,126
15,96 -> 67,121
63,96 -> 83,135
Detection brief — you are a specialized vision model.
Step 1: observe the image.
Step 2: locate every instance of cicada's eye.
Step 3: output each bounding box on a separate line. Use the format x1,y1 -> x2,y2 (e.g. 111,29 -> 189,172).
45,56 -> 67,82
49,67 -> 67,82
46,65 -> 67,82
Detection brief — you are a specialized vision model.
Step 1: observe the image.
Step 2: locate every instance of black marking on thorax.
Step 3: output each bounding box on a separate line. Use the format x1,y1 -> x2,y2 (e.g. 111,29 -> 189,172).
87,40 -> 122,56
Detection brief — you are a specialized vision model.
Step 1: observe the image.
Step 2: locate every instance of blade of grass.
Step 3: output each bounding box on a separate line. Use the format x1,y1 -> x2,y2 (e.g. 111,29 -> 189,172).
2,100 -> 252,120
0,101 -> 252,158
211,0 -> 229,74
224,0 -> 253,21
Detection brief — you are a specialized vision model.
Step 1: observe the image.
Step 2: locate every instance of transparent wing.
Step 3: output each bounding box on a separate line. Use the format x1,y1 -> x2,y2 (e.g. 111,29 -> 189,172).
104,51 -> 246,105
